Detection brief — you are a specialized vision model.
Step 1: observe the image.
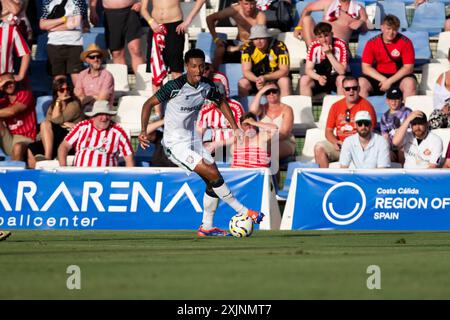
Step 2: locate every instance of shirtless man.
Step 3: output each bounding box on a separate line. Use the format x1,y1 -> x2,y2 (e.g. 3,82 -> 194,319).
293,0 -> 368,46
89,0 -> 144,74
206,0 -> 266,71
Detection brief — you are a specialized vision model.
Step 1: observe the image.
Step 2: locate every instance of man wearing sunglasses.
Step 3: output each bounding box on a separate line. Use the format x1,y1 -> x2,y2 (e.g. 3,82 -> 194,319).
340,110 -> 390,168
74,43 -> 114,108
314,75 -> 376,168
0,72 -> 36,161
393,111 -> 443,169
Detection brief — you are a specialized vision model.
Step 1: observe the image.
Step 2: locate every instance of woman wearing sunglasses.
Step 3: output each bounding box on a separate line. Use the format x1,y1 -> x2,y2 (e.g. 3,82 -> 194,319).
249,82 -> 296,161
27,77 -> 84,168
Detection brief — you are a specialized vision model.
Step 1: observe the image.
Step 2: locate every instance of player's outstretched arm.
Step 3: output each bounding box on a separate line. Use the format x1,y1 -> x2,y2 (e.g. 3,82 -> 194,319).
139,95 -> 160,149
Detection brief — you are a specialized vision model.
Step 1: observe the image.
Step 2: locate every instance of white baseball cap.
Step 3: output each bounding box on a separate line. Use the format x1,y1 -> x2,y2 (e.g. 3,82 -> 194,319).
354,110 -> 371,122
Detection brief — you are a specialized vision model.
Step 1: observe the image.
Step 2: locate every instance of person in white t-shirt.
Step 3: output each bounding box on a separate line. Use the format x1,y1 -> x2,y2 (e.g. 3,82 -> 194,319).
340,110 -> 390,168
393,111 -> 443,169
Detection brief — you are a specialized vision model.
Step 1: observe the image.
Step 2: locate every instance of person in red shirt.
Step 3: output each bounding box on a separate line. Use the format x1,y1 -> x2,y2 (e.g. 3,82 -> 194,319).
358,14 -> 417,99
0,72 -> 36,161
314,75 -> 376,168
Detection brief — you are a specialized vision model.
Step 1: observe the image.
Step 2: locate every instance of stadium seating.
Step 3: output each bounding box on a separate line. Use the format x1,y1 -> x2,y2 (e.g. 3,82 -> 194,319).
105,63 -> 130,99
115,95 -> 148,136
35,95 -> 53,124
435,31 -> 450,60
195,32 -> 227,61
276,32 -> 308,72
281,95 -> 316,136
432,128 -> 450,158
402,30 -> 432,66
0,160 -> 26,168
133,64 -> 153,97
419,63 -> 446,95
405,95 -> 434,118
408,1 -> 445,36
317,95 -> 344,128
82,32 -> 107,52
238,95 -> 257,113
294,2 -> 324,26
90,27 -> 105,33
355,31 -> 379,60
366,95 -> 388,122
277,161 -> 319,199
0,147 -> 9,161
181,1 -> 206,39
134,143 -> 155,167
29,61 -> 53,97
378,1 -> 408,30
218,63 -> 242,98
296,127 -> 326,162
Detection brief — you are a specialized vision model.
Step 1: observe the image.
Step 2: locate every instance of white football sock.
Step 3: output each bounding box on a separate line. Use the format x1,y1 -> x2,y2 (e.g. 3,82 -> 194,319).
202,193 -> 219,230
212,182 -> 248,215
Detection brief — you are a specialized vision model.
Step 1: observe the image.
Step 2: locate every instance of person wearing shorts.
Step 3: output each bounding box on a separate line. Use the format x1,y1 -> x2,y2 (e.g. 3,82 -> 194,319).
139,48 -> 265,237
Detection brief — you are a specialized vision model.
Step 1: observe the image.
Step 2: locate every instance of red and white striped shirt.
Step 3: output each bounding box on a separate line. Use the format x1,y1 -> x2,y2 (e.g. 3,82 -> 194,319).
232,145 -> 271,168
1,89 -> 36,140
0,23 -> 30,74
307,37 -> 349,66
65,119 -> 134,167
197,98 -> 244,142
212,71 -> 230,97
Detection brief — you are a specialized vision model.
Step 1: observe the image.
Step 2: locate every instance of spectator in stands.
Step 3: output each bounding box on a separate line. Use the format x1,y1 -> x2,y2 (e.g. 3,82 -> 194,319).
27,77 -> 84,168
1,0 -> 33,43
74,44 -> 114,108
249,82 -> 296,160
340,110 -> 391,168
314,75 -> 377,168
231,112 -> 276,168
0,72 -> 36,160
293,0 -> 369,46
89,0 -> 144,75
58,100 -> 134,167
358,15 -> 417,99
239,24 -> 291,97
299,22 -> 349,97
197,54 -> 244,161
393,111 -> 442,169
40,0 -> 87,84
443,143 -> 450,168
380,87 -> 411,164
0,4 -> 30,83
206,0 -> 266,70
429,49 -> 450,129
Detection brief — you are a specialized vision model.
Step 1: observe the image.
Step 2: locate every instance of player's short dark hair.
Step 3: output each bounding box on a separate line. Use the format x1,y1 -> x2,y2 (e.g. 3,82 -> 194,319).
184,48 -> 205,64
382,14 -> 400,29
314,22 -> 332,36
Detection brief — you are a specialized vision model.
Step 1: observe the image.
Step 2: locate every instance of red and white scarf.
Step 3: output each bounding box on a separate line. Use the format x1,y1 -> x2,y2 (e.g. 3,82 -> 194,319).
150,24 -> 168,87
325,0 -> 361,22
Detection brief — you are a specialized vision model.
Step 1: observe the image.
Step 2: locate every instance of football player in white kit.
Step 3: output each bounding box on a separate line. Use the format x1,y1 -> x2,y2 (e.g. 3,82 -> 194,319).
139,48 -> 264,236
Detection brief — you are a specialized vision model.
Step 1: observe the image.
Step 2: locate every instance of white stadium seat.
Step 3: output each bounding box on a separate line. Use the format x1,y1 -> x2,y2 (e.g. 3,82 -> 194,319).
405,95 -> 434,119
105,63 -> 130,99
431,128 -> 450,158
296,128 -> 326,162
115,96 -> 148,136
419,63 -> 447,96
281,95 -> 315,125
435,31 -> 450,60
277,32 -> 308,72
133,64 -> 153,97
317,95 -> 344,129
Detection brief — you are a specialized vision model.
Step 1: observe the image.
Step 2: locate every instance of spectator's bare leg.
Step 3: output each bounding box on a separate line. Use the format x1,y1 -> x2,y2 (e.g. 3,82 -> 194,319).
111,48 -> 127,66
238,78 -> 252,97
336,75 -> 346,95
11,142 -> 27,161
299,74 -> 314,96
399,77 -> 417,100
314,143 -> 330,168
277,76 -> 292,97
302,16 -> 316,47
212,43 -> 226,72
445,19 -> 450,31
27,149 -> 37,169
358,77 -> 372,98
127,38 -> 144,75
40,120 -> 54,160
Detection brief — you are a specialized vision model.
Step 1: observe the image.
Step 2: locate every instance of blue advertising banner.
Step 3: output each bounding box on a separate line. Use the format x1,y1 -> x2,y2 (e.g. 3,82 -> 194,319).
0,168 -> 265,230
281,169 -> 450,230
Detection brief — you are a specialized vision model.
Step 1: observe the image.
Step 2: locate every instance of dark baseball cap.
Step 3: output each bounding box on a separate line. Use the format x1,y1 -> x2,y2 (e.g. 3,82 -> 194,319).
386,87 -> 402,100
410,112 -> 428,125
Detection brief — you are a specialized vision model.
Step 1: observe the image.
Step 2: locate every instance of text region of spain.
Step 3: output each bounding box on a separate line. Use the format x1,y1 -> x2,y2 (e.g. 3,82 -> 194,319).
281,169 -> 450,230
0,168 -> 276,230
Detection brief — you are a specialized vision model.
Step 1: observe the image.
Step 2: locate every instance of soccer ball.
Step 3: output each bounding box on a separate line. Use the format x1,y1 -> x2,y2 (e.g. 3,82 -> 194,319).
229,214 -> 254,238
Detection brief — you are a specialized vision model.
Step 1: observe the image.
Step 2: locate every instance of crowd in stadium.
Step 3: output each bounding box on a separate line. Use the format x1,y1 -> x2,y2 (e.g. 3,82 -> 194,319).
0,0 -> 450,175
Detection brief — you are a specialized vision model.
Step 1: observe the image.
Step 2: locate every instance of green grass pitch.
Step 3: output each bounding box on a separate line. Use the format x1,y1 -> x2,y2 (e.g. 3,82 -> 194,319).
2,230 -> 450,299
